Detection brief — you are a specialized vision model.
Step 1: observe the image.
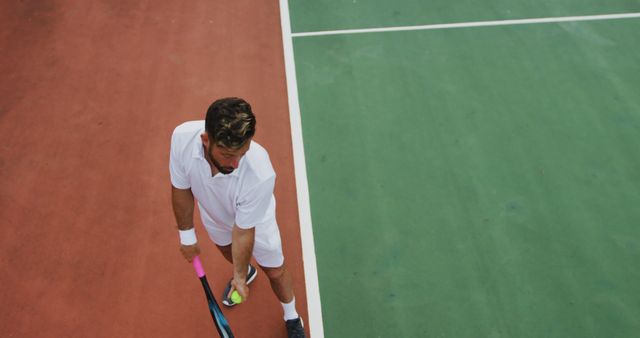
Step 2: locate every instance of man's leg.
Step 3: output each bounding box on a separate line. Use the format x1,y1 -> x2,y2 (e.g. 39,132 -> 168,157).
216,244 -> 233,263
259,263 -> 294,303
251,223 -> 306,337
260,263 -> 306,337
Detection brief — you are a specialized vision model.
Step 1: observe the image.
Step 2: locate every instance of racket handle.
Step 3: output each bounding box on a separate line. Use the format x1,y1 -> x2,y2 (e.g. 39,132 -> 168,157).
193,256 -> 206,278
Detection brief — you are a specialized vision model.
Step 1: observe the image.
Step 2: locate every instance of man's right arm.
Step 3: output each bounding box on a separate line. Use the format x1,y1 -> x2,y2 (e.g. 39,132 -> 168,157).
171,185 -> 200,262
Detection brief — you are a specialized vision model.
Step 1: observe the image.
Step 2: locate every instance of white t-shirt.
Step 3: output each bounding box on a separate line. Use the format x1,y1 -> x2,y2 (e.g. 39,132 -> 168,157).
169,121 -> 276,231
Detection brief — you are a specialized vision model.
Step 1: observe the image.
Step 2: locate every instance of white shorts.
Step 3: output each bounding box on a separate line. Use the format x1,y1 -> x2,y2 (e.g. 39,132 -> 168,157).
200,214 -> 284,268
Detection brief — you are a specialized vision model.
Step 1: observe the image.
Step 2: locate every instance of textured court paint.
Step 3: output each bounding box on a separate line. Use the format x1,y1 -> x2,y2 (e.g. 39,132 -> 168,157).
0,1 -> 308,337
289,0 -> 640,32
294,20 -> 640,337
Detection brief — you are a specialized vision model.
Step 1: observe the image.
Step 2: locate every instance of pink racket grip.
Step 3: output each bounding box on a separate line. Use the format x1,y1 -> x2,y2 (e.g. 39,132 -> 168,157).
192,256 -> 206,278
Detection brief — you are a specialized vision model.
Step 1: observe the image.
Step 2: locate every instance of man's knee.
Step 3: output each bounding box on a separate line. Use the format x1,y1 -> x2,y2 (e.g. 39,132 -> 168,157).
216,244 -> 233,262
216,244 -> 231,253
261,264 -> 286,280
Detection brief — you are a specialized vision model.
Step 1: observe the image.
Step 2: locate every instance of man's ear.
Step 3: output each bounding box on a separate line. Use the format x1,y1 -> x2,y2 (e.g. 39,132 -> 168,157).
200,133 -> 209,146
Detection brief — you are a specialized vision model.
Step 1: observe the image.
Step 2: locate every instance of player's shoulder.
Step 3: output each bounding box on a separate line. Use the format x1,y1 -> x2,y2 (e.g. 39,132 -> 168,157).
242,141 -> 275,181
171,121 -> 204,147
172,120 -> 205,137
170,121 -> 204,161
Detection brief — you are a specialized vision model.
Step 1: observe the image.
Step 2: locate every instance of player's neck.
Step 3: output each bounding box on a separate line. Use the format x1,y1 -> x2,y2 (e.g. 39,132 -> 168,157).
203,145 -> 220,176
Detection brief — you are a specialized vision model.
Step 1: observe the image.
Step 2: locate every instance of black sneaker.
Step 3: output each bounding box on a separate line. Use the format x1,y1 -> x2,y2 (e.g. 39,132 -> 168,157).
222,264 -> 258,306
285,317 -> 306,338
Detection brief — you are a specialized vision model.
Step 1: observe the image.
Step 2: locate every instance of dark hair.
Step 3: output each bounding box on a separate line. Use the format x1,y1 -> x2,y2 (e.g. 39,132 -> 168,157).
205,97 -> 256,149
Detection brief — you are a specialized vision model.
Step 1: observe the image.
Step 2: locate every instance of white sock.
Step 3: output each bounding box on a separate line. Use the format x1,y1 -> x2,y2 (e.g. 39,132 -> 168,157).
281,297 -> 299,321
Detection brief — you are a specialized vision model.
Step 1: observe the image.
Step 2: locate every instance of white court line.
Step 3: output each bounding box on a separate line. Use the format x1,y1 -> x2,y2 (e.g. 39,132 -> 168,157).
279,0 -> 325,337
292,12 -> 640,37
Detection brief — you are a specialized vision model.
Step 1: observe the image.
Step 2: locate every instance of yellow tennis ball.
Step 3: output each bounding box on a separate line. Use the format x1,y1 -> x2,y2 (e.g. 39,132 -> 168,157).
231,290 -> 243,304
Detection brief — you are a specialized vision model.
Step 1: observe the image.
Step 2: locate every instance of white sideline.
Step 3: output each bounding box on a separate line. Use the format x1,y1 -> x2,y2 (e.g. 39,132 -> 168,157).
278,0 -> 325,337
292,12 -> 640,37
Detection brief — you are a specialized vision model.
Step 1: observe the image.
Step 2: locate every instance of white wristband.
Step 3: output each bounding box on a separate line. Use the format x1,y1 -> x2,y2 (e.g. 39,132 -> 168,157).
179,228 -> 197,245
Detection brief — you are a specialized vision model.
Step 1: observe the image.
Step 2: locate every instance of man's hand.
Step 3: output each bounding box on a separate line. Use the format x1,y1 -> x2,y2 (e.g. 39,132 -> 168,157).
229,277 -> 250,302
180,243 -> 201,262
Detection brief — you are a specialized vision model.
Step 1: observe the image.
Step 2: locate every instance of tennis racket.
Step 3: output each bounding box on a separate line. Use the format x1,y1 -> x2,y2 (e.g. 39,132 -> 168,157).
192,256 -> 234,338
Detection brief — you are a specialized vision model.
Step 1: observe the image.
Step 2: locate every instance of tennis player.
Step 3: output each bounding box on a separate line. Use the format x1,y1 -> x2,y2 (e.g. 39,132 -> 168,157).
170,97 -> 306,337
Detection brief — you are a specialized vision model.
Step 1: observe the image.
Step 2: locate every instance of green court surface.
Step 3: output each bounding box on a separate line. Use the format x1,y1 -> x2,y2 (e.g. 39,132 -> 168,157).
289,0 -> 640,32
288,2 -> 640,337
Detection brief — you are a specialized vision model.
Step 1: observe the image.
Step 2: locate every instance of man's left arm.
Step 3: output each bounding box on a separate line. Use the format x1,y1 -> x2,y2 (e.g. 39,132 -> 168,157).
230,225 -> 255,300
231,174 -> 276,300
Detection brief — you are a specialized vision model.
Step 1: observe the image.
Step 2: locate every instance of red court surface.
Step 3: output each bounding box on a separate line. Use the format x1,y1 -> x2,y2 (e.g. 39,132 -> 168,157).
0,1 -> 309,337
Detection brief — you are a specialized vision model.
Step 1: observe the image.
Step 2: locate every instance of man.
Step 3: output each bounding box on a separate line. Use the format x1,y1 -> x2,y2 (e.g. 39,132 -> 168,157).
169,97 -> 306,337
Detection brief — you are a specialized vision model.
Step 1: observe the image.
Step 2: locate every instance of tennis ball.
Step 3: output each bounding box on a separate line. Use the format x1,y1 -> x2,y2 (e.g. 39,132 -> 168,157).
231,290 -> 243,304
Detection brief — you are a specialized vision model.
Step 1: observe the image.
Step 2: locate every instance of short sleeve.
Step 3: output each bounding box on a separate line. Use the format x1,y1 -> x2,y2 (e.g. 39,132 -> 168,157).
235,176 -> 275,229
169,132 -> 190,189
